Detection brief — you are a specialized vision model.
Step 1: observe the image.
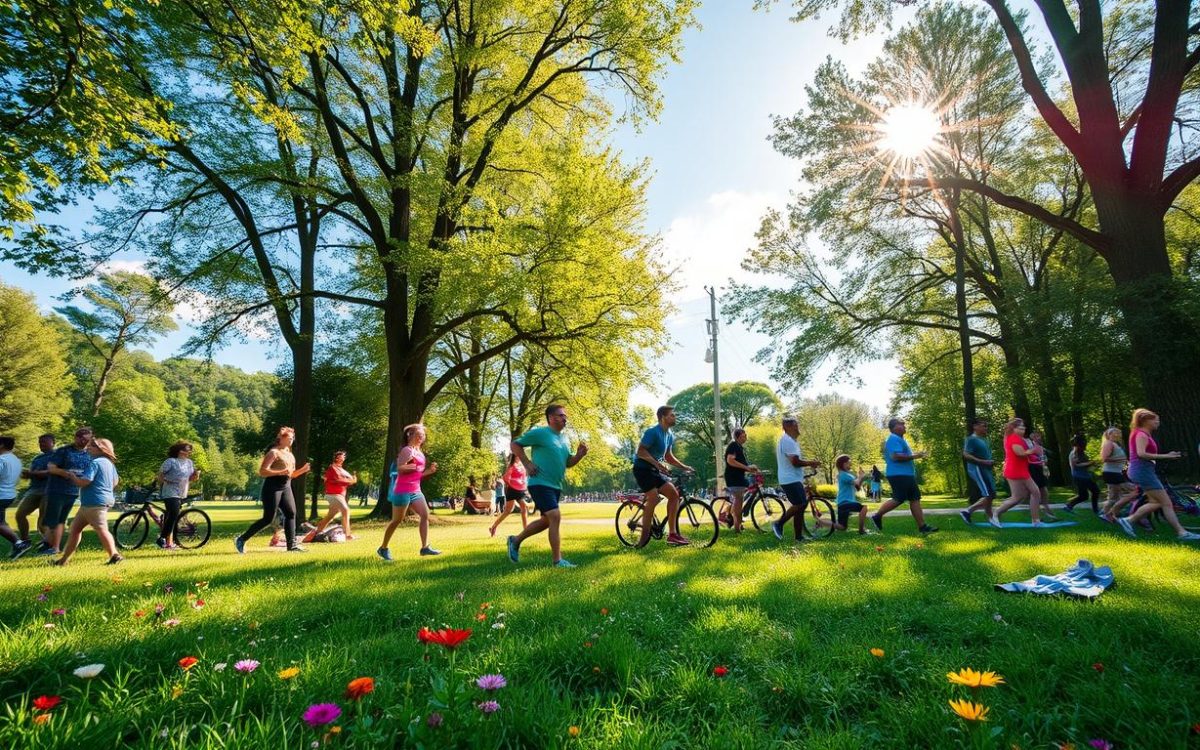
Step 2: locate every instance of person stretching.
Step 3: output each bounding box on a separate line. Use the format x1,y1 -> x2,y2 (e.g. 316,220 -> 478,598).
307,450 -> 358,542
834,455 -> 869,534
49,438 -> 122,566
507,404 -> 588,567
1116,409 -> 1200,541
992,418 -> 1046,527
489,454 -> 529,537
235,427 -> 310,553
870,418 -> 938,534
378,424 -> 440,560
960,418 -> 1000,527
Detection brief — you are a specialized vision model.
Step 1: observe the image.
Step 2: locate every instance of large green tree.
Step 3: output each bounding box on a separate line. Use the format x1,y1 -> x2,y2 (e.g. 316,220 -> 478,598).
0,281 -> 74,448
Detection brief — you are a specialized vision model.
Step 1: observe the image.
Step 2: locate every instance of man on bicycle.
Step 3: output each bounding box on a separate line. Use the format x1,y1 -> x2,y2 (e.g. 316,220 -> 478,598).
724,428 -> 758,533
633,406 -> 694,547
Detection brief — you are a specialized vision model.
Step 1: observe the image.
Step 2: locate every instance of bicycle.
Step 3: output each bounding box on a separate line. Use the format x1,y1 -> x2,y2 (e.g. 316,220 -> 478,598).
793,468 -> 837,540
713,471 -> 787,532
111,491 -> 211,550
614,472 -> 719,548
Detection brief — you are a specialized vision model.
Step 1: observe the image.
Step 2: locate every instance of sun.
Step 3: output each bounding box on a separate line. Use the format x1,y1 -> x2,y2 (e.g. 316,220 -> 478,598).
877,103 -> 941,160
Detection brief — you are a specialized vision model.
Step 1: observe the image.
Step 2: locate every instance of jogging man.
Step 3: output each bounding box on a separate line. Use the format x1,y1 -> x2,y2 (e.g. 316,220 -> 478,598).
13,434 -> 54,556
44,427 -> 95,555
507,404 -> 588,567
961,418 -> 1000,527
770,416 -> 823,541
724,428 -> 758,533
632,405 -> 694,547
870,418 -> 938,534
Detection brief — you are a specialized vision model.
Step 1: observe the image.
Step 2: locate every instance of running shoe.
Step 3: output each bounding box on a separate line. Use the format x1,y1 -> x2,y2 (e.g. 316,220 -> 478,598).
9,539 -> 31,559
771,520 -> 784,541
1177,532 -> 1200,542
287,545 -> 306,553
105,553 -> 123,565
377,547 -> 393,562
34,540 -> 50,553
1117,517 -> 1137,538
156,537 -> 168,549
554,559 -> 577,568
234,536 -> 245,554
38,546 -> 58,556
506,535 -> 520,564
919,524 -> 939,534
666,533 -> 690,547
1062,503 -> 1076,514
870,514 -> 883,533
988,514 -> 1002,529
419,546 -> 441,556
1031,521 -> 1044,529
958,510 -> 971,526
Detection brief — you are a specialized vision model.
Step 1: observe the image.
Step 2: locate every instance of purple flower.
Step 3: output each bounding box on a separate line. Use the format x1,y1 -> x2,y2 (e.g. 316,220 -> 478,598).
163,584 -> 174,594
1089,741 -> 1113,750
234,659 -> 259,674
475,674 -> 507,691
36,594 -> 48,602
477,700 -> 500,714
302,703 -> 342,727
154,603 -> 165,616
426,712 -> 443,728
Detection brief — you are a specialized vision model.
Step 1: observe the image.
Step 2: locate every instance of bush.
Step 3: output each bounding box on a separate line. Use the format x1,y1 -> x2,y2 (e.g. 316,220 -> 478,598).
815,484 -> 838,499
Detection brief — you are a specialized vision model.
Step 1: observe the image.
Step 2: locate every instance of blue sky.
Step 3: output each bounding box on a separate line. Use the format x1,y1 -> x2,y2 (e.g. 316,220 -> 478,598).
0,2 -> 901,413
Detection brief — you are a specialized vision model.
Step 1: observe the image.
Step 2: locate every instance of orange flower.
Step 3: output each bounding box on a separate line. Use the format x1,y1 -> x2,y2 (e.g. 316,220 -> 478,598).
946,668 -> 1005,689
33,714 -> 50,726
600,608 -> 609,616
345,677 -> 375,700
870,648 -> 885,658
479,602 -> 491,610
475,613 -> 487,622
178,656 -> 199,671
583,641 -> 592,648
568,725 -> 580,737
948,699 -> 989,722
418,628 -> 472,649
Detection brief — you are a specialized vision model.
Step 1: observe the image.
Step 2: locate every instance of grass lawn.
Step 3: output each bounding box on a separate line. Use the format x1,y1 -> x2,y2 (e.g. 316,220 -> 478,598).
1,499 -> 1198,748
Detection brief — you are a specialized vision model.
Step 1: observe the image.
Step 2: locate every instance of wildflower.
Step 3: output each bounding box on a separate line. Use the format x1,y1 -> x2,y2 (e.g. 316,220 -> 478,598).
234,659 -> 259,674
278,667 -> 300,680
213,662 -> 227,672
1059,744 -> 1076,750
417,626 -> 436,644
947,668 -> 1005,689
192,599 -> 206,610
569,725 -> 581,737
479,602 -> 491,610
43,623 -> 55,630
948,699 -> 989,722
195,581 -> 208,589
418,627 -> 472,649
427,712 -> 443,728
33,714 -> 50,726
178,656 -> 199,671
712,665 -> 729,677
491,622 -> 506,630
163,619 -> 181,628
302,703 -> 342,727
32,695 -> 61,712
345,677 -> 375,700
155,604 -> 165,616
593,666 -> 601,673
476,674 -> 507,691
870,648 -> 885,658
477,700 -> 500,714
51,608 -> 66,616
171,684 -> 183,699
73,663 -> 105,679
36,593 -> 48,602
1092,662 -> 1104,673
475,613 -> 487,622
875,545 -> 884,552
1088,741 -> 1112,750
600,608 -> 609,616
163,584 -> 174,594
583,641 -> 592,648
134,610 -> 146,618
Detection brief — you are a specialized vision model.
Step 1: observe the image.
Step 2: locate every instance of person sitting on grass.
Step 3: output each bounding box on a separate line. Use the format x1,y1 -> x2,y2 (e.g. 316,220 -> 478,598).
49,438 -> 123,566
833,455 -> 869,534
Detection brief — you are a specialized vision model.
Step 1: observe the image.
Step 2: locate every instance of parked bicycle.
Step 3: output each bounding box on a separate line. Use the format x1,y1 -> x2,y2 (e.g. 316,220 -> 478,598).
614,472 -> 719,548
111,490 -> 211,550
798,468 -> 837,539
713,470 -> 786,532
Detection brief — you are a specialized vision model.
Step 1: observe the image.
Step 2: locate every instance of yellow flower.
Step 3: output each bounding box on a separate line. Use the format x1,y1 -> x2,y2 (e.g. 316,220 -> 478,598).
948,699 -> 990,722
947,668 -> 1005,689
568,726 -> 581,738
278,667 -> 301,680
869,648 -> 885,658
171,684 -> 183,700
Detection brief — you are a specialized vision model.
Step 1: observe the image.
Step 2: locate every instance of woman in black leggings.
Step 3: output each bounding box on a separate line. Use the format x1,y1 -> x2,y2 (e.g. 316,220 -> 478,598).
156,441 -> 199,549
235,427 -> 310,553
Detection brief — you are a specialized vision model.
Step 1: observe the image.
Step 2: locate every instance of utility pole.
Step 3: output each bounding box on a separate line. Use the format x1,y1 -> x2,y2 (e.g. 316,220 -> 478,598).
705,286 -> 723,496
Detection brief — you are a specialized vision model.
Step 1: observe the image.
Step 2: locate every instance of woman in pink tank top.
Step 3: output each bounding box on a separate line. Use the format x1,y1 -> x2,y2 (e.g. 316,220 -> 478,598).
377,424 -> 441,560
1116,409 -> 1198,542
489,453 -> 530,537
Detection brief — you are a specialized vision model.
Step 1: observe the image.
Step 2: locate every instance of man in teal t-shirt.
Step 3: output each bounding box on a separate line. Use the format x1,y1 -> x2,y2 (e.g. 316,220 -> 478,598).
960,418 -> 999,527
507,404 -> 588,568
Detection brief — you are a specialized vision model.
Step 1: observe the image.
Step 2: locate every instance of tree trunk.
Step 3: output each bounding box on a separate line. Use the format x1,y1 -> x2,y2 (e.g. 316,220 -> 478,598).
290,337 -> 315,520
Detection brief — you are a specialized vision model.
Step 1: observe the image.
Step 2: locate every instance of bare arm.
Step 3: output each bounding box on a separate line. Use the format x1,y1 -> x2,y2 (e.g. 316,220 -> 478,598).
258,449 -> 290,478
1135,433 -> 1181,461
511,441 -> 539,476
396,447 -> 421,473
663,447 -> 691,471
566,441 -> 588,468
636,444 -> 669,473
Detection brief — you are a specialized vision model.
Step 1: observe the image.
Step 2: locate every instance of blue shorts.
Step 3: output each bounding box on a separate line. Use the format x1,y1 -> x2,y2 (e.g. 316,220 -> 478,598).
391,491 -> 425,506
527,485 -> 561,513
1127,463 -> 1163,491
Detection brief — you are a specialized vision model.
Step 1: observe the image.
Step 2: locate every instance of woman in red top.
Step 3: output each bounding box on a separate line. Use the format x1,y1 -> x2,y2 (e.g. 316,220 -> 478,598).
992,418 -> 1047,528
306,450 -> 358,542
489,454 -> 529,537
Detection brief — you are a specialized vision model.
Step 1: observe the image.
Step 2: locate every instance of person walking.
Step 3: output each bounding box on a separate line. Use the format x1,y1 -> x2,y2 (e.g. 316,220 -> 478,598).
770,416 -> 823,541
156,441 -> 199,549
1065,432 -> 1101,513
43,427 -> 95,556
992,418 -> 1047,527
723,428 -> 758,534
1026,431 -> 1058,520
1098,427 -> 1136,521
870,418 -> 938,534
307,451 -> 358,542
49,438 -> 122,566
235,427 -> 310,553
507,404 -> 588,567
13,433 -> 54,556
378,424 -> 440,560
960,418 -> 999,527
0,437 -> 31,558
489,454 -> 529,537
1116,409 -> 1200,541
869,465 -> 882,502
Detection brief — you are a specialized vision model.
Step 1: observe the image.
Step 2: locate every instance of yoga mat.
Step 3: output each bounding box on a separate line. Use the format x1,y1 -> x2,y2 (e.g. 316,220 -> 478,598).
970,521 -> 1078,529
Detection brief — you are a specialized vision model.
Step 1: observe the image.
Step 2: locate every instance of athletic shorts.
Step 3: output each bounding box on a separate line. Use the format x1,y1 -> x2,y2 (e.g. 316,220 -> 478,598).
1102,471 -> 1129,486
391,491 -> 425,506
632,465 -> 672,493
837,502 -> 865,528
325,493 -> 348,509
17,488 -> 47,518
527,485 -> 561,513
1029,464 -> 1047,488
886,475 -> 921,504
779,481 -> 807,508
0,497 -> 13,524
45,494 -> 77,527
966,464 -> 996,501
75,505 -> 109,526
503,486 -> 528,503
1127,463 -> 1163,491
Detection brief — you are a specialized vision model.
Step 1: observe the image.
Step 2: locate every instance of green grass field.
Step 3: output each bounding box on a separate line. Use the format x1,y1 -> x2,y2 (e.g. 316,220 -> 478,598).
1,499 -> 1198,748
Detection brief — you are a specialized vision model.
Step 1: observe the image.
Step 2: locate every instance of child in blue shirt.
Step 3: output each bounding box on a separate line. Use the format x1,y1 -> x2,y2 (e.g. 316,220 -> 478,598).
835,454 -> 869,534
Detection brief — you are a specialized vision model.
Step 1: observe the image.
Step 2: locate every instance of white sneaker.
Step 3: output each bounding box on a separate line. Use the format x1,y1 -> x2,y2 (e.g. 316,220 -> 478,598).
1117,517 -> 1137,538
1176,531 -> 1200,542
988,515 -> 1002,529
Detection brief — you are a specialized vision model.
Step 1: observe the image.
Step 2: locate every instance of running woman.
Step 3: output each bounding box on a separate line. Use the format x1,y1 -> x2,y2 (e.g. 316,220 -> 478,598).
489,454 -> 529,537
960,418 -> 999,527
1065,433 -> 1101,513
235,427 -> 310,553
50,438 -> 122,566
992,418 -> 1046,527
723,428 -> 758,533
156,441 -> 199,549
378,424 -> 440,560
870,418 -> 938,534
631,406 -> 693,548
1116,409 -> 1200,541
869,465 -> 882,502
507,404 -> 588,567
1098,427 -> 1136,521
307,450 -> 358,542
1026,431 -> 1058,520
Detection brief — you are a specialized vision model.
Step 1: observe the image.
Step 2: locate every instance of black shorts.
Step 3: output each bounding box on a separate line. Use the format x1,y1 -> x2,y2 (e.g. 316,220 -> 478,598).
633,465 -> 671,493
1102,471 -> 1129,486
1029,464 -> 1047,488
779,481 -> 807,508
503,487 -> 528,503
886,475 -> 921,503
527,485 -> 561,513
837,502 -> 865,527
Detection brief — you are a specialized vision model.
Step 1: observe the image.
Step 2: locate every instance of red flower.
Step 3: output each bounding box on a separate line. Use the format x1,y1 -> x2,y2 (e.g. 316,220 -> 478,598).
1191,723 -> 1200,735
1092,662 -> 1104,673
417,627 -> 436,644
178,656 -> 199,671
418,627 -> 473,649
600,608 -> 609,616
32,695 -> 61,712
713,666 -> 729,678
345,677 -> 375,700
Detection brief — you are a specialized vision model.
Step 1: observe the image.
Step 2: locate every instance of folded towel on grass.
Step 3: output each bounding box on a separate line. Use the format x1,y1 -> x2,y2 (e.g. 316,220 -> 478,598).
995,559 -> 1113,600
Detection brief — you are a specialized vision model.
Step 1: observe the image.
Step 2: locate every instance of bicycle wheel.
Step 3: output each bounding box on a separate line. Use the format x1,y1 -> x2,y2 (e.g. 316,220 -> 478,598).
615,500 -> 648,547
750,493 -> 787,532
675,499 -> 719,548
801,497 -> 837,539
173,508 -> 212,549
113,510 -> 149,550
713,496 -> 735,529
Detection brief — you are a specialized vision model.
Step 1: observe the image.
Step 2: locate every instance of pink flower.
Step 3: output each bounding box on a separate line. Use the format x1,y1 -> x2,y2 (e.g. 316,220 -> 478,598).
475,674 -> 507,691
51,608 -> 66,616
302,703 -> 342,727
36,594 -> 48,602
477,700 -> 500,714
427,712 -> 443,728
162,618 -> 181,628
1089,741 -> 1113,750
154,604 -> 165,616
234,659 -> 259,674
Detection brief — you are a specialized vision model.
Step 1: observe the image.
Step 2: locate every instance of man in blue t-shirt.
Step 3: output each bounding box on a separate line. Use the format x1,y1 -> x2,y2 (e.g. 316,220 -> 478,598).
960,418 -> 999,527
13,434 -> 55,555
43,427 -> 94,554
632,405 -> 694,548
869,418 -> 938,534
507,403 -> 588,568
